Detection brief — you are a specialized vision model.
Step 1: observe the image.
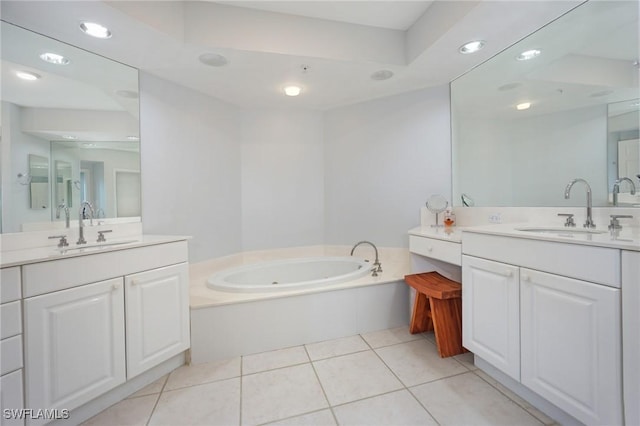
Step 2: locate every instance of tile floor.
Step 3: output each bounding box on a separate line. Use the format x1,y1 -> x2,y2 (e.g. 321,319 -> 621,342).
82,327 -> 557,426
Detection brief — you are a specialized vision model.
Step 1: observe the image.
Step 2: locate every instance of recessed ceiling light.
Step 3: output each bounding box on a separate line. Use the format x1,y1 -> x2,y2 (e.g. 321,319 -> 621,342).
80,22 -> 112,39
284,86 -> 302,97
631,101 -> 640,107
63,135 -> 78,140
16,71 -> 41,81
199,53 -> 228,67
459,40 -> 485,54
40,52 -> 70,65
516,102 -> 531,111
82,143 -> 96,148
127,136 -> 140,141
370,70 -> 394,81
516,49 -> 541,61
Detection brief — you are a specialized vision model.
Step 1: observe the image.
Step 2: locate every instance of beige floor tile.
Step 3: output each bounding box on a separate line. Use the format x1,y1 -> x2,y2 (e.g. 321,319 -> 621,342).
165,357 -> 240,391
242,345 -> 309,375
81,394 -> 158,426
149,378 -> 240,426
333,389 -> 437,426
313,350 -> 403,406
241,364 -> 328,425
454,351 -> 477,371
422,331 -> 436,343
376,339 -> 468,387
266,409 -> 336,426
127,375 -> 168,399
411,372 -> 543,426
305,335 -> 369,361
360,326 -> 422,348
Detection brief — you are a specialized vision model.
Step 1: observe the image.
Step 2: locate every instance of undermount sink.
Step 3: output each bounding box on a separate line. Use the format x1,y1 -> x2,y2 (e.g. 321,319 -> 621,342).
55,240 -> 140,254
515,227 -> 607,235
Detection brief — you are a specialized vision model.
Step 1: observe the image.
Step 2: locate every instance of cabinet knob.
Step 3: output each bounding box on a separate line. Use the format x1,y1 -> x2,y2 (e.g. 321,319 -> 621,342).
522,274 -> 531,282
112,284 -> 119,291
502,270 -> 513,277
427,247 -> 433,252
130,280 -> 138,286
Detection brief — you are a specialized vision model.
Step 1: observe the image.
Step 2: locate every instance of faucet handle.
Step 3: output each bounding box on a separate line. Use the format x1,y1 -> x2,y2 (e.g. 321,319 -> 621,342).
608,215 -> 633,230
97,230 -> 113,243
557,213 -> 576,227
48,235 -> 69,248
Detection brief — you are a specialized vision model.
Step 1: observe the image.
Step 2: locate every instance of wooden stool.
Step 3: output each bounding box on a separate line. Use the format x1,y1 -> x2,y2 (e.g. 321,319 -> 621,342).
405,272 -> 466,358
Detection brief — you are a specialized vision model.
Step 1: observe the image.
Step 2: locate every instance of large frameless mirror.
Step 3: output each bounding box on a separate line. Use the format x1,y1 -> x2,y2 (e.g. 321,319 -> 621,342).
451,1 -> 639,207
0,21 -> 140,233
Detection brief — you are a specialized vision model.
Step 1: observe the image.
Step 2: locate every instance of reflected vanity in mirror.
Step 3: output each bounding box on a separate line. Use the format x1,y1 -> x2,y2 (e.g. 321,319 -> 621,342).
451,0 -> 639,208
0,21 -> 141,233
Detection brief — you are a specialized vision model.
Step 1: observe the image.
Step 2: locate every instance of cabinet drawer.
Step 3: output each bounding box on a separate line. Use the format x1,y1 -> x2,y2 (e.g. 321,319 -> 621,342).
23,241 -> 188,297
0,301 -> 22,339
0,335 -> 23,375
0,369 -> 24,426
1,267 -> 21,303
409,235 -> 461,266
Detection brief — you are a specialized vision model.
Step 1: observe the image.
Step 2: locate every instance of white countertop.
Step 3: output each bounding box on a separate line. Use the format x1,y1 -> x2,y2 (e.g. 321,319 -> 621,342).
408,226 -> 463,243
0,235 -> 190,268
461,223 -> 640,251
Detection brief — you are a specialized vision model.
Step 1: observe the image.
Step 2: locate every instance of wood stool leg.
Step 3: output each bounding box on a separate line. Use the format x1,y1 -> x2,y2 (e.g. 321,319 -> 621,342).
429,297 -> 465,357
409,292 -> 433,334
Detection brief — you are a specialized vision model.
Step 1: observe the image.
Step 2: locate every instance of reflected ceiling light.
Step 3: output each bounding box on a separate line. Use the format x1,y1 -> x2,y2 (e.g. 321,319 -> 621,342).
82,143 -> 96,148
284,85 -> 302,96
63,135 -> 77,140
516,102 -> 531,111
16,71 -> 41,81
516,49 -> 541,61
80,22 -> 112,39
370,69 -> 394,81
116,90 -> 139,99
40,52 -> 70,65
127,136 -> 140,141
459,40 -> 485,54
199,53 -> 228,67
498,82 -> 522,91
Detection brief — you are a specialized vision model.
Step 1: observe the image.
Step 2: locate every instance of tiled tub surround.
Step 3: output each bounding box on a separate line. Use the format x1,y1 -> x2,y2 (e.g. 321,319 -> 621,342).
189,245 -> 413,363
82,326 -> 556,426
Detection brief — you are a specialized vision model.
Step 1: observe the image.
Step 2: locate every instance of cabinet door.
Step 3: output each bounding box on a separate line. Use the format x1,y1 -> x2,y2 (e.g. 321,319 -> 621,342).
1,370 -> 24,426
521,268 -> 622,426
125,263 -> 190,378
462,255 -> 520,380
24,278 -> 125,414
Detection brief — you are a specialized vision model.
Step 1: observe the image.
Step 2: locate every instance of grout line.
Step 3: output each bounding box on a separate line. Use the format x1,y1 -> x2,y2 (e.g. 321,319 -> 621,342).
239,356 -> 243,426
145,374 -> 169,426
303,345 -> 339,426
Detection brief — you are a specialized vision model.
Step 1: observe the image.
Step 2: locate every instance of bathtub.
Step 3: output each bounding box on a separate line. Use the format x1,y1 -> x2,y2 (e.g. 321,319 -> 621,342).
207,256 -> 372,293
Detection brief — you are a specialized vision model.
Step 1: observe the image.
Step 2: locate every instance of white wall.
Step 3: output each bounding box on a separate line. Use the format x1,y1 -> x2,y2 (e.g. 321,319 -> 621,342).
139,73 -> 242,262
241,109 -> 324,250
324,85 -> 452,247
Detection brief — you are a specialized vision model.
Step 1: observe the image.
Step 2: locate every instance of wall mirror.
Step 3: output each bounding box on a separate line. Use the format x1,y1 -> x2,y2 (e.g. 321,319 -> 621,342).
452,0 -> 639,207
1,21 -> 140,233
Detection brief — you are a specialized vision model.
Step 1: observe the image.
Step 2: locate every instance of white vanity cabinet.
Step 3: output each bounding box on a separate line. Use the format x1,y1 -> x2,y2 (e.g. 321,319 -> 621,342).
1,267 -> 24,426
18,240 -> 190,422
23,278 -> 126,415
125,263 -> 190,378
462,256 -> 520,381
622,250 -> 640,426
462,232 -> 623,426
520,268 -> 621,426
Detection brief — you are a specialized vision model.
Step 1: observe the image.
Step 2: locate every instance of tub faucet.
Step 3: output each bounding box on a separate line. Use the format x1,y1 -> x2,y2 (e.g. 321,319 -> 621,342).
77,201 -> 95,245
613,177 -> 637,206
350,241 -> 382,276
56,202 -> 70,228
564,178 -> 595,228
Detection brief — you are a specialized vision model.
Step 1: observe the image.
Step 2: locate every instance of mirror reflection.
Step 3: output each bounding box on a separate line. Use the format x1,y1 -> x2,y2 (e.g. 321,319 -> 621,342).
452,0 -> 639,207
0,21 -> 140,233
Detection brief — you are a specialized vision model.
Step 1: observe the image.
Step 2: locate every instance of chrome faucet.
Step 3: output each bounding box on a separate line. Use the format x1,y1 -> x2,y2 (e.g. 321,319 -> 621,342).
56,202 -> 70,228
564,178 -> 595,228
612,177 -> 637,206
350,241 -> 383,276
77,201 -> 95,245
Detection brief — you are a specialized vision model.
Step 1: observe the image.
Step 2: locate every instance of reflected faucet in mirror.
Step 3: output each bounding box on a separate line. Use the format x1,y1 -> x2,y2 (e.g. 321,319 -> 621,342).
613,178 -> 637,207
56,203 -> 70,228
564,178 -> 596,229
77,201 -> 95,245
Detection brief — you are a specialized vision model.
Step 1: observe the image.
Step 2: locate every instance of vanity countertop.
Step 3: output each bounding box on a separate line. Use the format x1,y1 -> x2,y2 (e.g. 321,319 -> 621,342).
0,235 -> 190,268
408,226 -> 463,243
462,223 -> 640,252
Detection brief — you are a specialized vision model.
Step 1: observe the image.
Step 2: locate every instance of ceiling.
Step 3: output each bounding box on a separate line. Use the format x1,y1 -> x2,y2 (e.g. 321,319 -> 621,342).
1,0 -> 584,110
